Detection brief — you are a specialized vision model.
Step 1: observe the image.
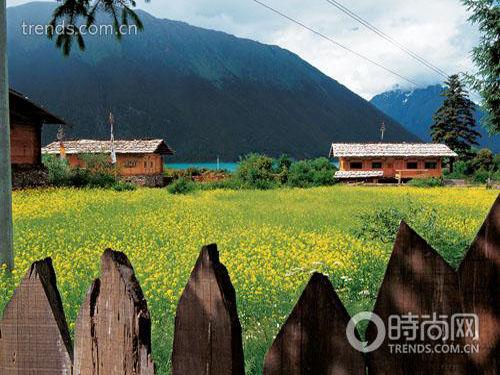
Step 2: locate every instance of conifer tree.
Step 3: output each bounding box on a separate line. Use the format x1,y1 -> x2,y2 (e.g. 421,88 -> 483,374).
431,74 -> 481,160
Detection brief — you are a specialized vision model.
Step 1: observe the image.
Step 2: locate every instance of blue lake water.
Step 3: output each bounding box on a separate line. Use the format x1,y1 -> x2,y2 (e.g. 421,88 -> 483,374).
166,162 -> 239,172
167,160 -> 338,172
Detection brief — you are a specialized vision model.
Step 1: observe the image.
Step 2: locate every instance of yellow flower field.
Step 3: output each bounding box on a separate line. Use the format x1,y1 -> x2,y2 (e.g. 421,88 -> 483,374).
1,186 -> 497,373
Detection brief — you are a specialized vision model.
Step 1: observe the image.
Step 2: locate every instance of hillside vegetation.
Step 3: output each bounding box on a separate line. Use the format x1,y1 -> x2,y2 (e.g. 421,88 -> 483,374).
7,2 -> 418,161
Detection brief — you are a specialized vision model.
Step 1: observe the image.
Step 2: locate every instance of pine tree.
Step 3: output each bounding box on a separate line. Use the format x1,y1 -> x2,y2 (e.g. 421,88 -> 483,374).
431,74 -> 481,160
462,0 -> 499,134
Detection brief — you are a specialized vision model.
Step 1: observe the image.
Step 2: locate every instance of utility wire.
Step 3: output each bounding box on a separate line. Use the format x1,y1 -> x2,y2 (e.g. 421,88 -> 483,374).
252,0 -> 419,86
324,0 -> 448,78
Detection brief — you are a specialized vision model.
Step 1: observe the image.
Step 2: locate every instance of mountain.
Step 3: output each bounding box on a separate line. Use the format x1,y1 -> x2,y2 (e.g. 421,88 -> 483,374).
371,85 -> 499,153
7,2 -> 419,161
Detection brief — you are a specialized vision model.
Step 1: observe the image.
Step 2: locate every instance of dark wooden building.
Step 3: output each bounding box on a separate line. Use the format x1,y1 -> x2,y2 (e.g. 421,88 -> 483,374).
10,89 -> 65,165
9,89 -> 65,188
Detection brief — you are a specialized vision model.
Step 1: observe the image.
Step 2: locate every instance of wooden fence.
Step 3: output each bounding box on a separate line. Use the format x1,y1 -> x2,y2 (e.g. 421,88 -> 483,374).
0,197 -> 498,374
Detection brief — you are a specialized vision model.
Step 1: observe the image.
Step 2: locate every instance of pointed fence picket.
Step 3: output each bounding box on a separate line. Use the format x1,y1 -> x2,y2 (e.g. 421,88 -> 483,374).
0,197 -> 498,374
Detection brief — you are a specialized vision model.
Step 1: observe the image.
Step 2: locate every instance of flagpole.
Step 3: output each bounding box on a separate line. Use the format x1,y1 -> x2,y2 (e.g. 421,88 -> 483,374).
109,112 -> 116,165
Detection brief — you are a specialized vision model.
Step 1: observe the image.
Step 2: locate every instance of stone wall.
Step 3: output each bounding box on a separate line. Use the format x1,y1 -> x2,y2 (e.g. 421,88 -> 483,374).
12,164 -> 50,190
121,174 -> 166,187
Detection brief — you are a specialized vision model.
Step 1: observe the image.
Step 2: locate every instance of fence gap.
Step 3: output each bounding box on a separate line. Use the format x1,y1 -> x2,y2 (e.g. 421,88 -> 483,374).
367,221 -> 464,374
0,257 -> 73,374
73,249 -> 155,374
458,196 -> 499,373
171,244 -> 245,375
263,272 -> 365,374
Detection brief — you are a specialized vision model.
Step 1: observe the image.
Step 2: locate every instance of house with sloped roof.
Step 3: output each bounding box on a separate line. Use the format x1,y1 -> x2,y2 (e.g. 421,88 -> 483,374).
329,143 -> 457,182
9,89 -> 66,188
43,139 -> 174,186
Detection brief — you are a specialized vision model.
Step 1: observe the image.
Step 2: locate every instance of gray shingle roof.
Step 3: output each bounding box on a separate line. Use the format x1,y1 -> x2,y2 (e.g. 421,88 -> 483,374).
42,139 -> 174,155
329,143 -> 457,158
334,170 -> 384,179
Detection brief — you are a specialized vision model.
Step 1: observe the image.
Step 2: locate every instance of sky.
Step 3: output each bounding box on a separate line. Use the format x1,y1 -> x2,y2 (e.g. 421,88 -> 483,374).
6,0 -> 480,99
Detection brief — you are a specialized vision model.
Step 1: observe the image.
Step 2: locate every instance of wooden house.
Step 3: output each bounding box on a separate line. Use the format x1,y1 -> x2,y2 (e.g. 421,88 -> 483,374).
9,89 -> 66,188
42,139 -> 174,185
329,143 -> 457,182
9,89 -> 65,166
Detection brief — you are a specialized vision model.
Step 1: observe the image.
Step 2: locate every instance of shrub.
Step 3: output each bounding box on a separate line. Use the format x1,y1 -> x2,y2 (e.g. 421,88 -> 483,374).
288,157 -> 337,188
472,168 -> 491,184
79,153 -> 117,175
407,177 -> 444,187
275,154 -> 292,184
42,155 -> 117,188
167,178 -> 197,194
112,181 -> 137,192
235,154 -> 278,189
444,160 -> 470,179
354,201 -> 469,267
42,155 -> 71,186
469,148 -> 494,172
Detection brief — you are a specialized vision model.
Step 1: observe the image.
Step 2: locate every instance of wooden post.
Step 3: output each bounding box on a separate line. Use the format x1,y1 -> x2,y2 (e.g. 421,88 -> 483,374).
458,196 -> 499,373
73,249 -> 155,375
0,258 -> 73,374
0,0 -> 14,271
263,272 -> 365,374
366,222 -> 464,374
171,244 -> 244,375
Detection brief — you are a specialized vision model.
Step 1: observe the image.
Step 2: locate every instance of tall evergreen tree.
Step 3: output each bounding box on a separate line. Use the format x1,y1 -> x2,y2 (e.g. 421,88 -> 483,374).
431,74 -> 481,160
462,0 -> 499,134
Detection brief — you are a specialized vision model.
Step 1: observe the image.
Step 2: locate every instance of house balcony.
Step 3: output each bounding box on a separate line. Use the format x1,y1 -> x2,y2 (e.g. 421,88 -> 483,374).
395,169 -> 431,179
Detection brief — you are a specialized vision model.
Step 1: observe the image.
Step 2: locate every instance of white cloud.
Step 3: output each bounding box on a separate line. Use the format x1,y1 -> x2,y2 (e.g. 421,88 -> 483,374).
6,0 -> 480,98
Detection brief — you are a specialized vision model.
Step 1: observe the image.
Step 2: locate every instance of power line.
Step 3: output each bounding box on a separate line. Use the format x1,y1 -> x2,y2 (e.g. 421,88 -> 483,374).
251,0 -> 419,86
324,0 -> 448,78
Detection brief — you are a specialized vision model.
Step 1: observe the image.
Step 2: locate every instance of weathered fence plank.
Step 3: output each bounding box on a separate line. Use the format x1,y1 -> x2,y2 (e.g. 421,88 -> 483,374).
459,196 -> 499,374
366,222 -> 465,374
73,249 -> 155,375
263,272 -> 365,375
0,258 -> 73,374
171,244 -> 245,375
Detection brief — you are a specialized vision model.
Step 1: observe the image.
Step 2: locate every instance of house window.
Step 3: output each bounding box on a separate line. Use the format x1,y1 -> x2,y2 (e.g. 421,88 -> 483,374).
425,161 -> 438,169
350,161 -> 363,169
372,161 -> 382,169
125,160 -> 137,168
144,161 -> 147,168
406,162 -> 418,169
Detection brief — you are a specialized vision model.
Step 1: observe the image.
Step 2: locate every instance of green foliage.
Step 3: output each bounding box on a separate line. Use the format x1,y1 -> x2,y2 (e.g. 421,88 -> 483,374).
235,154 -> 278,190
444,148 -> 500,181
42,155 -> 71,186
42,154 -> 117,188
49,0 -> 144,55
472,168 -> 491,183
355,200 -> 470,267
233,154 -> 338,190
407,177 -> 444,187
462,0 -> 500,134
431,74 -> 481,159
275,154 -> 293,184
287,157 -> 337,188
470,148 -> 495,171
167,178 -> 198,194
112,181 -> 137,192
